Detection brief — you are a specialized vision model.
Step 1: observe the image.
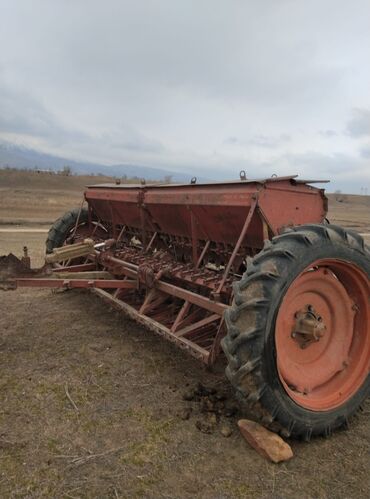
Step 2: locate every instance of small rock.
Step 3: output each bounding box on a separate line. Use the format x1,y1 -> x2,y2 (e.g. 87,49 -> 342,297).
88,342 -> 111,352
200,397 -> 216,413
195,382 -> 216,397
207,413 -> 217,426
182,390 -> 195,401
238,419 -> 293,463
223,402 -> 238,417
215,401 -> 225,414
215,392 -> 227,401
220,425 -> 233,438
180,407 -> 192,420
195,420 -> 214,434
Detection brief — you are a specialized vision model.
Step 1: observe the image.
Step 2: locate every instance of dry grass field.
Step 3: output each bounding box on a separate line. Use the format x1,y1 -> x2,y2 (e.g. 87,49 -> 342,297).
0,170 -> 369,498
328,193 -> 370,237
0,169 -> 124,224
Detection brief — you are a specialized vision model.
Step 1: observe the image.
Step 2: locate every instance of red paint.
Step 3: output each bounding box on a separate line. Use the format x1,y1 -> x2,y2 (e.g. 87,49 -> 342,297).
276,259 -> 370,410
4,177 -> 329,365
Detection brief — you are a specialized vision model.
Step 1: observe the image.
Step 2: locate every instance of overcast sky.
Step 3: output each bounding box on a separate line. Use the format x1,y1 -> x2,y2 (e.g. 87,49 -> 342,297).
1,0 -> 370,191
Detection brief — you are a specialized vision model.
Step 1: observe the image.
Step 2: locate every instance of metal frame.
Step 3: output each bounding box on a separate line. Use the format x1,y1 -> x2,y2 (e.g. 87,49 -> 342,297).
1,177 -> 327,365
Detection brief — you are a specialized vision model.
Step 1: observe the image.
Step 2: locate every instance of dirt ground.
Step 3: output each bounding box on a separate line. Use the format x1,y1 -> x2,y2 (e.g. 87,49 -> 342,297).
0,170 -> 159,225
0,173 -> 369,498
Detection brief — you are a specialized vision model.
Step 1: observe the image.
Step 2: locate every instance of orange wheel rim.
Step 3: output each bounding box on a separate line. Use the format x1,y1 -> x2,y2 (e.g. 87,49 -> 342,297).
275,259 -> 370,411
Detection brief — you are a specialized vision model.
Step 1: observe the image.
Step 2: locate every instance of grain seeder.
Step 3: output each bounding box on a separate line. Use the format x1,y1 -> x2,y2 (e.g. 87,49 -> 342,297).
1,174 -> 369,438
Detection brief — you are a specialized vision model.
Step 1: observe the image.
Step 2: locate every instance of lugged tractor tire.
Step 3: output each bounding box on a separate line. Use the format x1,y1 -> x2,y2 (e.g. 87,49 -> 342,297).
222,224 -> 370,439
46,207 -> 89,254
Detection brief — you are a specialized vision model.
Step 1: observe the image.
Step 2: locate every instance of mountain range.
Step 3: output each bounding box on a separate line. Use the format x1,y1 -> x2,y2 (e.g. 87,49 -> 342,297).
0,141 -> 196,182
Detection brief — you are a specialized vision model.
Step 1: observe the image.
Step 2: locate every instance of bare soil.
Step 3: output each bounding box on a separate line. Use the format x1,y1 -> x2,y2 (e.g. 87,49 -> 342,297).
328,193 -> 370,235
0,172 -> 369,498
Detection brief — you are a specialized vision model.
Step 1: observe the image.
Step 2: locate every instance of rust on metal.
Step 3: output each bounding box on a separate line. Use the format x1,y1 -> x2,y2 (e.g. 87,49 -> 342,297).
291,305 -> 326,349
1,176 -> 329,365
275,262 -> 369,411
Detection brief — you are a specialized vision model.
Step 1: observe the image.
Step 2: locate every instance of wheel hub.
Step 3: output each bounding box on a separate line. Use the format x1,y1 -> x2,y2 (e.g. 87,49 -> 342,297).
275,261 -> 369,411
291,305 -> 326,349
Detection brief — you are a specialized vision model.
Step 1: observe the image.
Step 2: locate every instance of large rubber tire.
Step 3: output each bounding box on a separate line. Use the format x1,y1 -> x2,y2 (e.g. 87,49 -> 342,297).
222,224 -> 370,439
46,207 -> 89,254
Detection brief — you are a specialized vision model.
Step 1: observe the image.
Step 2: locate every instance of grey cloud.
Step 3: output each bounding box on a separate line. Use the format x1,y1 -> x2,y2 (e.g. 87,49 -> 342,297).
0,81 -> 90,145
280,151 -> 355,174
0,0 -> 369,192
270,150 -> 370,193
0,80 -> 165,158
100,129 -> 164,154
225,134 -> 291,148
359,145 -> 370,158
346,108 -> 370,138
211,149 -> 369,192
319,130 -> 338,138
0,85 -> 61,137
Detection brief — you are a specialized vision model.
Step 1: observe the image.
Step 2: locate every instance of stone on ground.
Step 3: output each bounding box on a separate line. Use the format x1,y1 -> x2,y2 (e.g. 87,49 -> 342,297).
238,419 -> 293,463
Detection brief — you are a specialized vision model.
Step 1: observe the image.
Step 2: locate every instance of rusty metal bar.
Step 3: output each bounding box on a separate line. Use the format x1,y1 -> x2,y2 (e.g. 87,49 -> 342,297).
196,240 -> 210,269
70,199 -> 85,238
52,262 -> 97,273
139,289 -> 168,315
93,288 -> 210,363
102,254 -> 227,316
215,197 -> 258,295
155,281 -> 226,316
91,218 -> 102,237
145,231 -> 157,252
14,278 -> 137,290
109,202 -> 117,239
257,205 -> 277,237
174,308 -> 204,331
190,209 -> 198,265
101,255 -> 138,273
171,301 -> 192,332
208,318 -> 226,365
175,313 -> 220,337
169,240 -> 212,332
116,225 -> 126,243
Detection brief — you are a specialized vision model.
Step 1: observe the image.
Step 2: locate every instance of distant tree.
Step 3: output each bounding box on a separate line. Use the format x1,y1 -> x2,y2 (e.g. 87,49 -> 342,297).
163,175 -> 172,184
